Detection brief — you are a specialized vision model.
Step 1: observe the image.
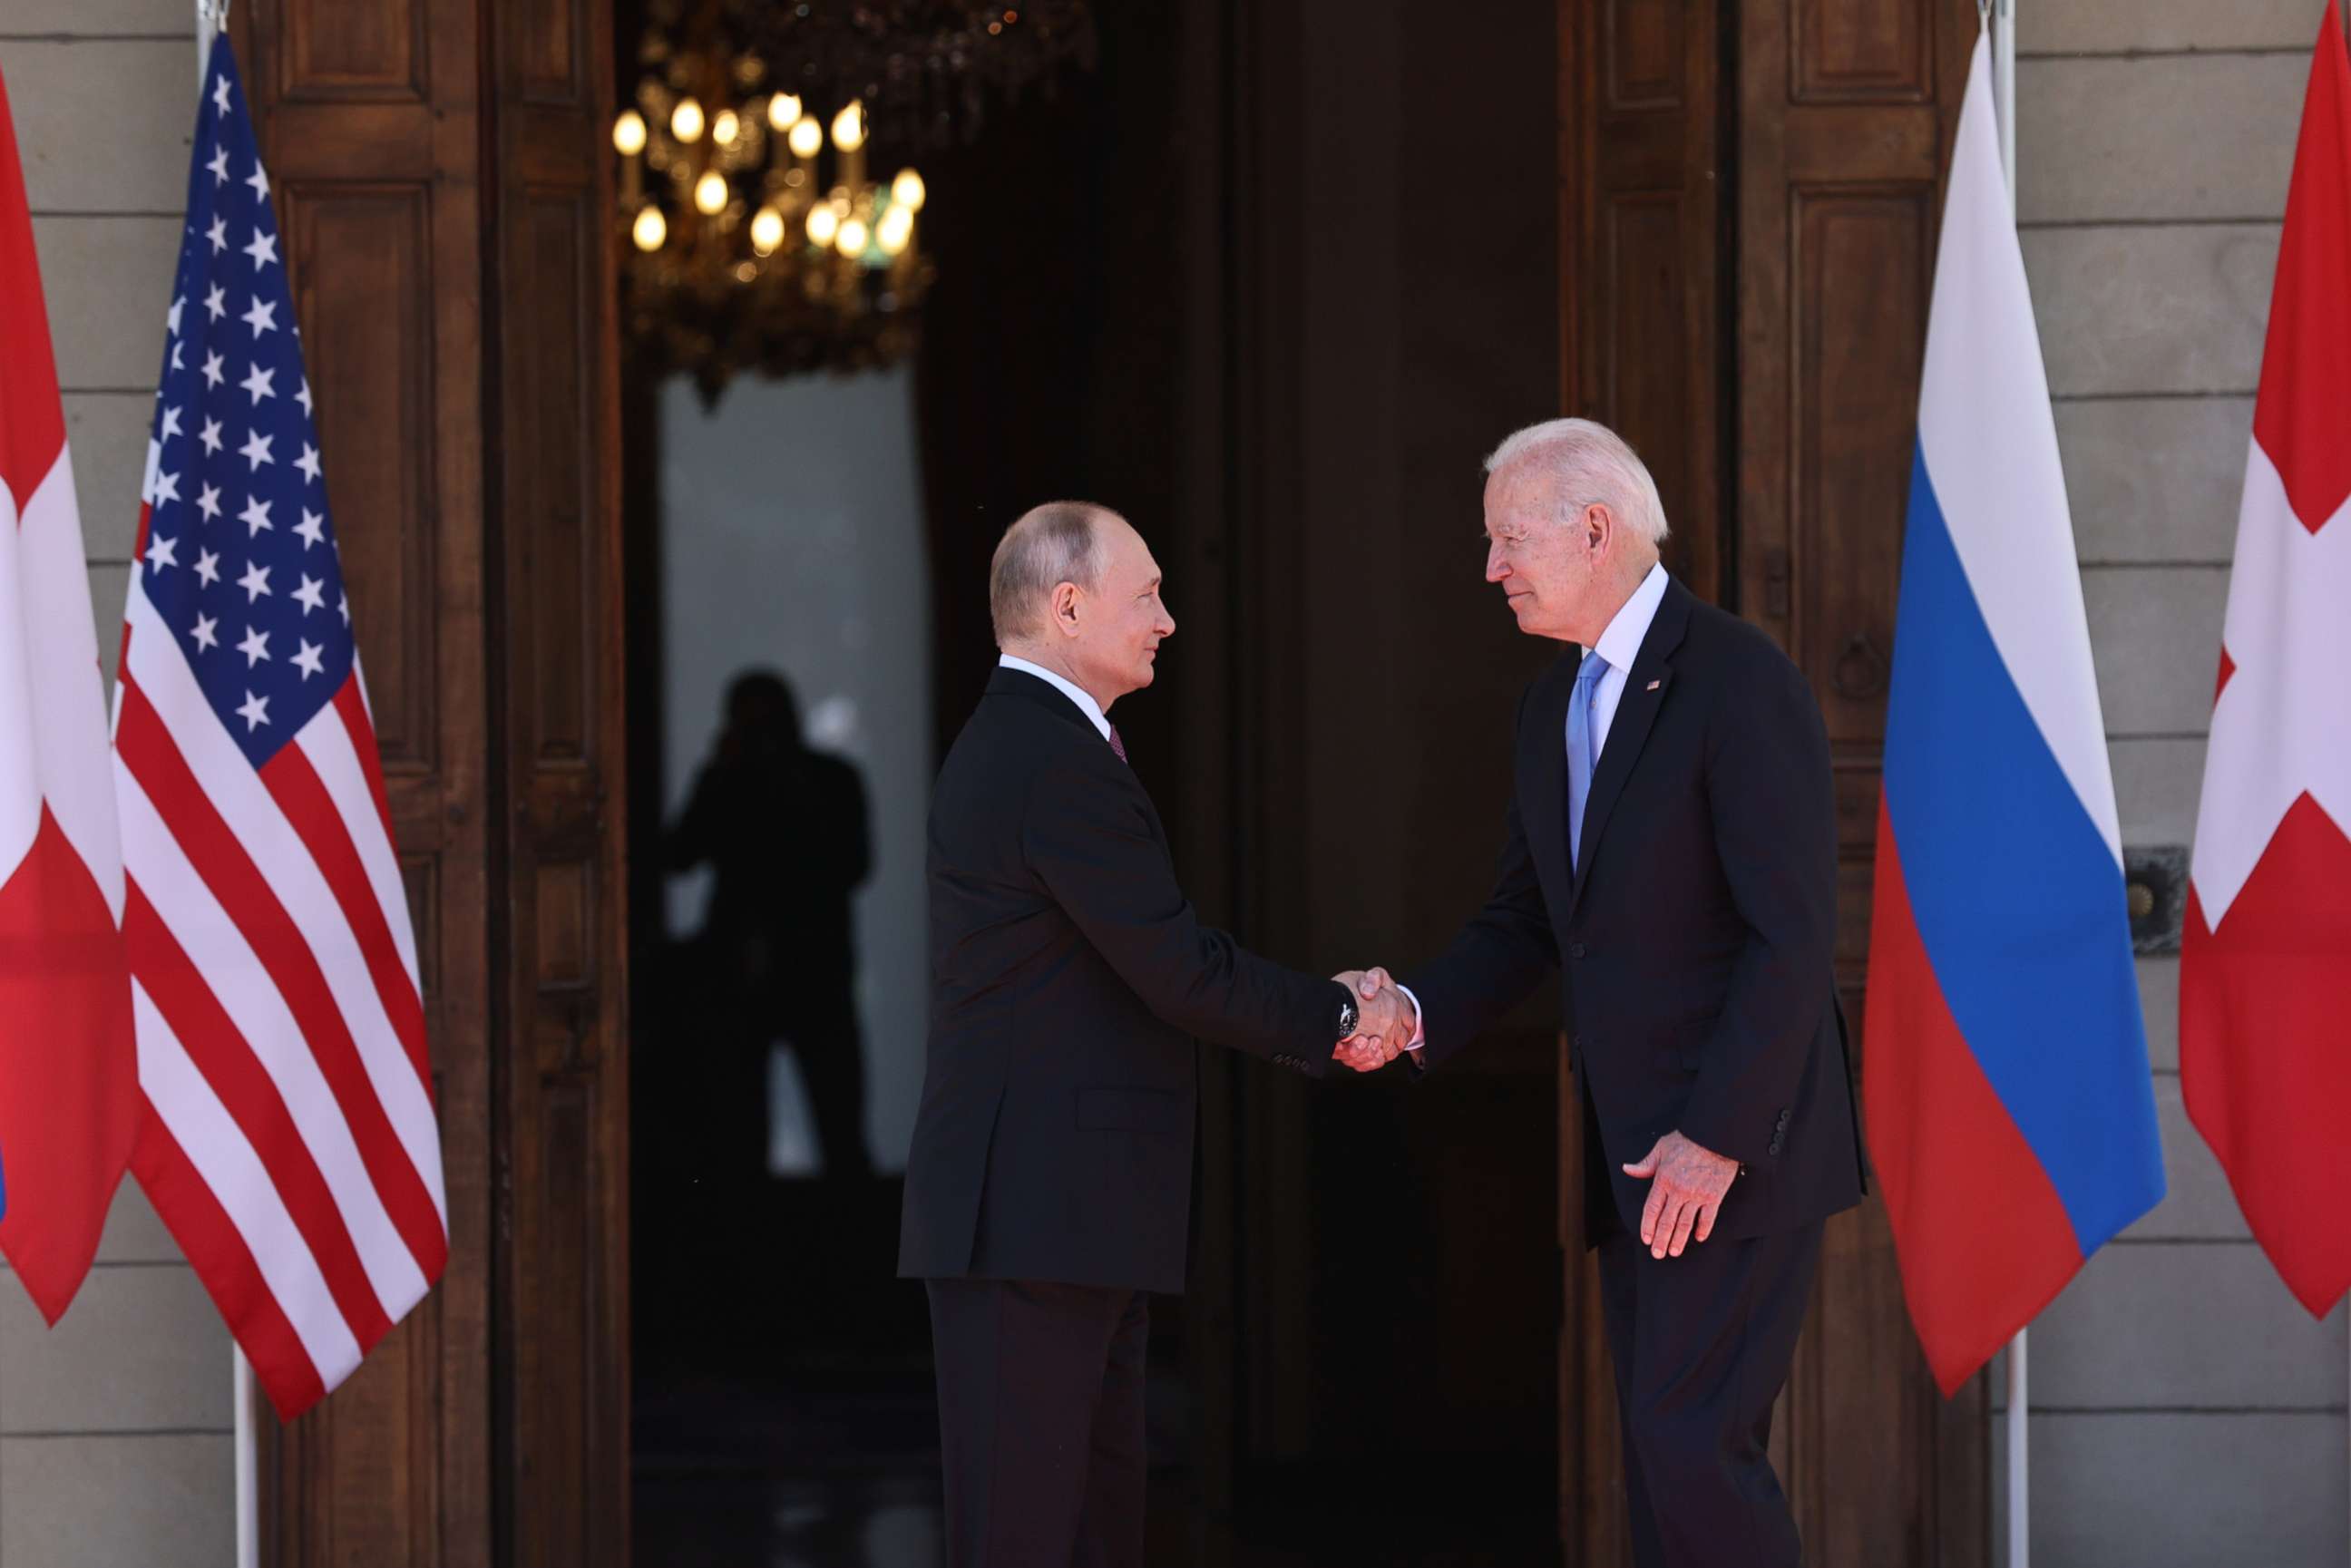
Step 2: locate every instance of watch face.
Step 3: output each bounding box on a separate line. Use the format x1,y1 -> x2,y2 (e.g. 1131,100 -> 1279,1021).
1338,995 -> 1359,1037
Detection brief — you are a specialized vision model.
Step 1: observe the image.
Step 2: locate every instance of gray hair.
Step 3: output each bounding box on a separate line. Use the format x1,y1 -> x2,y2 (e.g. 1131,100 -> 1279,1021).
990,502 -> 1111,645
1483,418 -> 1670,547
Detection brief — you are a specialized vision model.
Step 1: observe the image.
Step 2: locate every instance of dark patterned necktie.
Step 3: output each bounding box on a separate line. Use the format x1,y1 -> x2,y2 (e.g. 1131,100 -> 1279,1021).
1107,724 -> 1128,765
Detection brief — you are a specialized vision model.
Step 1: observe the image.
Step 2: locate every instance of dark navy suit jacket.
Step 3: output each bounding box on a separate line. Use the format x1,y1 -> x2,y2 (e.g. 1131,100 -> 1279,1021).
1408,578 -> 1868,1243
899,667 -> 1341,1293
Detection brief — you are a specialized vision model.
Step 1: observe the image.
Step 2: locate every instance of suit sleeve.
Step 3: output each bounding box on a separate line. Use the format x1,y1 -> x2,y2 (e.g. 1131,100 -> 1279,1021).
1676,649 -> 1839,1165
1025,746 -> 1341,1075
1401,687 -> 1559,1070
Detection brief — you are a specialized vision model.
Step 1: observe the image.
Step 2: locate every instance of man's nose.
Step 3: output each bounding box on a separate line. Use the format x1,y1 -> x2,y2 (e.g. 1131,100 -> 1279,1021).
1486,545 -> 1508,582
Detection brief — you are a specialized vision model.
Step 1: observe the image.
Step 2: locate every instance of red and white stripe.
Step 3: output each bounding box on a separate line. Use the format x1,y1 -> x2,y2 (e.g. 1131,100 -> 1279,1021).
0,63 -> 139,1323
116,567 -> 444,1417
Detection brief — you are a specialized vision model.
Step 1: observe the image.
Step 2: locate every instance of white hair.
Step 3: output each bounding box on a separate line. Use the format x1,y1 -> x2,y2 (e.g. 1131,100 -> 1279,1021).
1482,417 -> 1670,547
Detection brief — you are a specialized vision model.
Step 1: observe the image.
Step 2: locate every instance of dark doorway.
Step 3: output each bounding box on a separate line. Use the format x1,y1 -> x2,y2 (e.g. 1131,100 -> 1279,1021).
619,3 -> 1565,1563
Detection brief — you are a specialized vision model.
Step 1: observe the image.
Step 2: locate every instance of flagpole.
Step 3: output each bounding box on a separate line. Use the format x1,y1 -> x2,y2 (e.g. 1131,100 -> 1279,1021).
1985,1 -> 2029,1562
193,4 -> 259,1561
1995,0 -> 2017,219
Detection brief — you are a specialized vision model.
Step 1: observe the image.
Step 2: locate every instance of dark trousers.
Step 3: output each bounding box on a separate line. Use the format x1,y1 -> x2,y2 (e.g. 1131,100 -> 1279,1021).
924,1278 -> 1149,1568
1595,1214 -> 1823,1568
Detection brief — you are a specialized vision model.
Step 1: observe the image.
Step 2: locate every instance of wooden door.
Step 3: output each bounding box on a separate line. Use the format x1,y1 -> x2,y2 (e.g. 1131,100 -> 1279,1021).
1561,0 -> 1727,606
1559,1 -> 1987,1563
242,0 -> 629,1559
485,0 -> 632,1560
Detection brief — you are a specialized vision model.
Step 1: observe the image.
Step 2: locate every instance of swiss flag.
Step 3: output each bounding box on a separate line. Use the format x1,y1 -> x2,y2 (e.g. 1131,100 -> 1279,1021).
2180,0 -> 2351,1319
0,64 -> 140,1319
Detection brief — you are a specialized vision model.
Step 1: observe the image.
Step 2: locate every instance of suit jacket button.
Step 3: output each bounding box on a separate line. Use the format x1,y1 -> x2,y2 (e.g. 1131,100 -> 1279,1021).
1569,942 -> 1588,959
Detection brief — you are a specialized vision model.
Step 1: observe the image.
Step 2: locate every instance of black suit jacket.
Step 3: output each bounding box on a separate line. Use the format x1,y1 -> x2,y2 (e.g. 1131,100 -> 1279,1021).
898,667 -> 1341,1294
1409,577 -> 1867,1244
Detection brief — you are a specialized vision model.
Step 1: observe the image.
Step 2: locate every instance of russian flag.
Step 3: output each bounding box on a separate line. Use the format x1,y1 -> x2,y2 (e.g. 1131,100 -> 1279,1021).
1864,27 -> 2166,1397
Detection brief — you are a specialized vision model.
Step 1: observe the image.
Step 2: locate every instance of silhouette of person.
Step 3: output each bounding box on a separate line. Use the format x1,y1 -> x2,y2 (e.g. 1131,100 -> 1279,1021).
667,669 -> 874,1181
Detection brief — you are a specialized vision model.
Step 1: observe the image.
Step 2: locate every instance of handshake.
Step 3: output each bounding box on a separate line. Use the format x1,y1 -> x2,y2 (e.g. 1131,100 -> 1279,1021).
1331,966 -> 1415,1073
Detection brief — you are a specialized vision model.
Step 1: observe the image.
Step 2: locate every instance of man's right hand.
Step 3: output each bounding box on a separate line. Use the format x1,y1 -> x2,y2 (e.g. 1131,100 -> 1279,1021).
1332,968 -> 1414,1072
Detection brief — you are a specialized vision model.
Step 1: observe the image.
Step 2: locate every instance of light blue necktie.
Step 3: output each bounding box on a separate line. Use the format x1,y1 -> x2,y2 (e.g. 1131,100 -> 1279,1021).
1567,651 -> 1609,873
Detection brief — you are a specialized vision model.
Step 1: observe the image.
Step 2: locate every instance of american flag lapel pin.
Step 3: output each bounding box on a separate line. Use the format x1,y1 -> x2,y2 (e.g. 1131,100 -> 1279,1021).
1644,679 -> 1662,692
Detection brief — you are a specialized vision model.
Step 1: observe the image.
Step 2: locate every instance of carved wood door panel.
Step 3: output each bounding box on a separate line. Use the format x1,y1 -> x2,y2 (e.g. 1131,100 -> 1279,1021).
1561,0 -> 1727,606
485,0 -> 631,1560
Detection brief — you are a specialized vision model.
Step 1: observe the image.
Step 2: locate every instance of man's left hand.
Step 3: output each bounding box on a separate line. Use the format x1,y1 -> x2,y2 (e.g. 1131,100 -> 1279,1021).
1623,1131 -> 1740,1259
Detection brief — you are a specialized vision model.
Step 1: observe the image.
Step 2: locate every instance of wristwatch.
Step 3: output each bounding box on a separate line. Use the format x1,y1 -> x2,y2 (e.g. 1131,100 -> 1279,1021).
1332,983 -> 1360,1041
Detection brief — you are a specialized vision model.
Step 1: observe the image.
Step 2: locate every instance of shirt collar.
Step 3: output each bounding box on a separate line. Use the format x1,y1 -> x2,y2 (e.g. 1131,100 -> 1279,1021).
998,654 -> 1114,741
1589,561 -> 1670,675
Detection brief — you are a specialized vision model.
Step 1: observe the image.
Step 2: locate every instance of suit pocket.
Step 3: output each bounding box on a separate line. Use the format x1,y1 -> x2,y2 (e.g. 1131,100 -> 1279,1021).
1075,1086 -> 1188,1136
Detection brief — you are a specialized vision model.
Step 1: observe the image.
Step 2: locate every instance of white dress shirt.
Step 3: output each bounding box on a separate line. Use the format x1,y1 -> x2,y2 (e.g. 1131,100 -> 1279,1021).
1396,562 -> 1671,1053
999,654 -> 1114,743
1580,560 -> 1670,761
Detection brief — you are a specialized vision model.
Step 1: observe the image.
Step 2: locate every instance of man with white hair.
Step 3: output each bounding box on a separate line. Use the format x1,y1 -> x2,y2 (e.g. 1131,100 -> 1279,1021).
1351,419 -> 1866,1567
899,501 -> 1410,1568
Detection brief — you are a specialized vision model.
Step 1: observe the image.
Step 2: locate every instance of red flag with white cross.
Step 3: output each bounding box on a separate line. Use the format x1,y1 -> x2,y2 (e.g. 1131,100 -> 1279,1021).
0,62 -> 141,1320
2180,0 -> 2351,1319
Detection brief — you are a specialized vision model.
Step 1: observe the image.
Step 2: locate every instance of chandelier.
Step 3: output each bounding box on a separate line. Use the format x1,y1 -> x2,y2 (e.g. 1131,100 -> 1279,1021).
730,2 -> 1097,151
614,2 -> 1095,399
616,38 -> 932,397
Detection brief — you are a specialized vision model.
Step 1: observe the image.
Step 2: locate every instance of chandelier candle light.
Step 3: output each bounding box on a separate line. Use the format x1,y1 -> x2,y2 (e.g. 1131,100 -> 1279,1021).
615,43 -> 932,394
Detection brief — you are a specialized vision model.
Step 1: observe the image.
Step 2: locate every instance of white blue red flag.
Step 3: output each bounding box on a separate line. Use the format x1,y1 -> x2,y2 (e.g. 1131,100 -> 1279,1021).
2181,0 -> 2351,1320
1864,26 -> 2165,1395
0,62 -> 139,1323
114,39 -> 446,1418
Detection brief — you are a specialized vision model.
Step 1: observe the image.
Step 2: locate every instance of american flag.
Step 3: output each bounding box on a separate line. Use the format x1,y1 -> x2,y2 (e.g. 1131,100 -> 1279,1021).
115,39 -> 445,1419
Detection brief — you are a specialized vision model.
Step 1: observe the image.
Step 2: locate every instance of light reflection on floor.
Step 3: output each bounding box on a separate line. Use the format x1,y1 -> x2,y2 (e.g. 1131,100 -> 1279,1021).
635,1469 -> 945,1568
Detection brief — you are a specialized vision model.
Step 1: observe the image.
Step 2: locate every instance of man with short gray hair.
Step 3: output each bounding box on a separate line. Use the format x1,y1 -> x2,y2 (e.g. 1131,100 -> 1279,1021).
1345,418 -> 1866,1567
901,501 -> 1409,1568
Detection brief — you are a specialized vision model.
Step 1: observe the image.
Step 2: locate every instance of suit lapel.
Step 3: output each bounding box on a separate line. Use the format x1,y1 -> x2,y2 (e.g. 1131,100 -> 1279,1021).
1570,579 -> 1693,907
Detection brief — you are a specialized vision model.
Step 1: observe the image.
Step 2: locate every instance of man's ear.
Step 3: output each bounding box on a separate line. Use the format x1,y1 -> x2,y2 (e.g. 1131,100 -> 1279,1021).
1050,579 -> 1084,637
